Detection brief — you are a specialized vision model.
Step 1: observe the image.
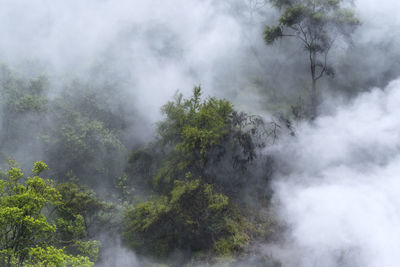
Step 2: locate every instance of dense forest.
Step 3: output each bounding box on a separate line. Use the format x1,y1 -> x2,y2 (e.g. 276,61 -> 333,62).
1,0 -> 400,266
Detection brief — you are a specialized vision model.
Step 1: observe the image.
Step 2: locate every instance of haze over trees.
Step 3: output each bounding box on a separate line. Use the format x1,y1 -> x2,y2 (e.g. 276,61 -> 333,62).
264,0 -> 360,118
2,0 -> 400,266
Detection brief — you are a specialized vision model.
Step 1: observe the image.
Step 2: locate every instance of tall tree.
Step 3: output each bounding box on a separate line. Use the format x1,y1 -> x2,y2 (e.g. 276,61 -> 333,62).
122,87 -> 276,261
0,161 -> 98,266
264,0 -> 360,118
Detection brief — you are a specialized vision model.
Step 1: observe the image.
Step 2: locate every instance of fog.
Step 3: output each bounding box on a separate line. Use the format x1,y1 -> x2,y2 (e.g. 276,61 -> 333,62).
272,79 -> 400,267
2,0 -> 400,266
1,0 -> 399,115
0,0 -> 250,123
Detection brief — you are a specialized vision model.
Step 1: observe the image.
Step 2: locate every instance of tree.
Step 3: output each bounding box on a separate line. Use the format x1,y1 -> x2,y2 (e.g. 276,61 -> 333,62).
0,66 -> 128,189
154,86 -> 274,196
56,182 -> 115,240
122,87 -> 278,261
0,161 -> 97,266
43,109 -> 126,187
264,0 -> 360,118
123,179 -> 249,259
0,66 -> 48,163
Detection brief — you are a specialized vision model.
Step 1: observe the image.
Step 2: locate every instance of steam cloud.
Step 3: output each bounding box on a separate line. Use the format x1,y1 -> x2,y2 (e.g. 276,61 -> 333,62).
272,79 -> 400,267
0,0 -> 249,124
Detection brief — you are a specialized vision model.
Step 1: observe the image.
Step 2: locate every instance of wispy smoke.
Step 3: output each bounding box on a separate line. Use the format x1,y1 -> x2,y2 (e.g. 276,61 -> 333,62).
1,0 -> 399,119
0,0 -> 250,124
272,79 -> 400,267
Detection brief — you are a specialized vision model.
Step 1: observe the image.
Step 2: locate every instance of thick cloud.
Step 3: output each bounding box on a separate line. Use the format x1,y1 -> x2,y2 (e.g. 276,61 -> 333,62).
273,79 -> 400,267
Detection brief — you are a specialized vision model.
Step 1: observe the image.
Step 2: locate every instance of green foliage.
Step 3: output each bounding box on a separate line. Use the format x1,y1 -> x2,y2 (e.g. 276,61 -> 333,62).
159,86 -> 233,159
123,87 -> 275,261
0,67 -> 49,159
0,161 -> 97,266
0,160 -> 59,265
264,0 -> 360,118
25,246 -> 94,267
153,87 -> 269,195
53,181 -> 116,264
0,66 -> 48,114
43,107 -> 126,185
0,67 -> 126,262
264,26 -> 283,44
55,182 -> 115,241
0,66 -> 128,189
32,161 -> 48,175
121,148 -> 161,201
123,179 -> 249,258
265,0 -> 360,57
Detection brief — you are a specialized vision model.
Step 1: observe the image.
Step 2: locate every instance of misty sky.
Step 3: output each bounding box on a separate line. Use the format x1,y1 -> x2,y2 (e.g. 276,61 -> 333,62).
1,0 -> 399,120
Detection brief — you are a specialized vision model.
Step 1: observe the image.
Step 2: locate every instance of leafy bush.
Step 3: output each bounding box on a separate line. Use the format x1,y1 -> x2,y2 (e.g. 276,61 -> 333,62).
0,161 -> 98,266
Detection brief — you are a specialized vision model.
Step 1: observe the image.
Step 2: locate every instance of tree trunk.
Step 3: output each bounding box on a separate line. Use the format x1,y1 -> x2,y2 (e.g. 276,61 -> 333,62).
311,78 -> 317,120
309,50 -> 318,120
